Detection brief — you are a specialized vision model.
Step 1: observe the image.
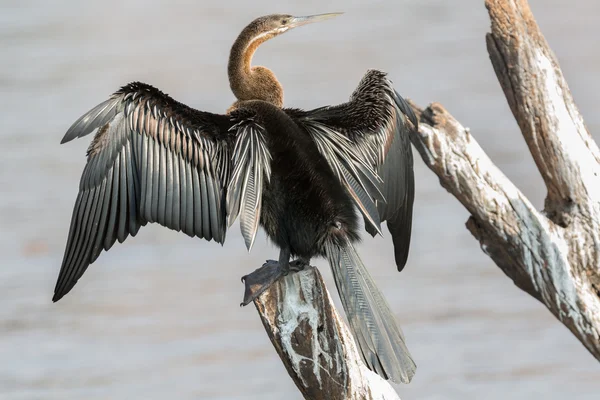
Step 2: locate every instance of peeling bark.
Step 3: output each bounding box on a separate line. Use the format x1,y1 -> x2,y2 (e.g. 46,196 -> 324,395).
409,0 -> 600,361
253,267 -> 401,400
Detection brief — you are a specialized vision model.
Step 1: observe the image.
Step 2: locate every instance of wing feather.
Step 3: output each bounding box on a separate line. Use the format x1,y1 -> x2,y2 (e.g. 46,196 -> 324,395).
192,166 -> 203,238
199,170 -> 210,239
225,121 -> 271,251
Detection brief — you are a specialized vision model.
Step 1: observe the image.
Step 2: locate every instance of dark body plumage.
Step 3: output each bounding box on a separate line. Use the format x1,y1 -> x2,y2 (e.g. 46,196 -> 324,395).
247,100 -> 359,259
53,13 -> 417,384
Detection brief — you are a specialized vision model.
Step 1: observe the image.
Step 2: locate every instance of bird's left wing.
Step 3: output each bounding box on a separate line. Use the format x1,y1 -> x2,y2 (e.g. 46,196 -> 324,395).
54,82 -> 271,301
286,70 -> 416,271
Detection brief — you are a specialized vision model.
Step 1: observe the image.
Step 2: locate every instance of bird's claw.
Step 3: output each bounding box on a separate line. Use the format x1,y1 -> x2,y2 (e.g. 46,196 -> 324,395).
289,259 -> 309,272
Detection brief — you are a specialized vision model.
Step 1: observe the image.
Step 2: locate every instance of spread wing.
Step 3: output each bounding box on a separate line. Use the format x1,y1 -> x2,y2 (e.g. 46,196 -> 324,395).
54,82 -> 270,301
286,70 -> 416,271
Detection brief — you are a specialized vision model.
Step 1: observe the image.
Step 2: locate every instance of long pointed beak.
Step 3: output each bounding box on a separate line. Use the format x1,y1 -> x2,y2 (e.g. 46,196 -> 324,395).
287,13 -> 343,29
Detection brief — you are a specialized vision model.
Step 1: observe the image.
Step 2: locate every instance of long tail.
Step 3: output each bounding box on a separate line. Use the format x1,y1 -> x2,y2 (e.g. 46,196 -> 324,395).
325,240 -> 416,384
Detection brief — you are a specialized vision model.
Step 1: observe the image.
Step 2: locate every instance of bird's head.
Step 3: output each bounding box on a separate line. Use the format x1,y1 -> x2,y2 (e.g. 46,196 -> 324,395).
243,13 -> 343,43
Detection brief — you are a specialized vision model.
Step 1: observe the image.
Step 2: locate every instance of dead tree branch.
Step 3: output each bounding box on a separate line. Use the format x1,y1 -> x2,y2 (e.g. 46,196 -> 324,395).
253,267 -> 401,400
409,0 -> 600,360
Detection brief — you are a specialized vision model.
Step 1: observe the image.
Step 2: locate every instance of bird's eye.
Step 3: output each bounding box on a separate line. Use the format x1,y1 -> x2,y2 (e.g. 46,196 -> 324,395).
282,19 -> 288,24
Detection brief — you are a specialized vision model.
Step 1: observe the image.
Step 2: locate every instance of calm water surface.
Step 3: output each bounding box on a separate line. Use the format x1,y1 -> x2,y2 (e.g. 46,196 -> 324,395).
1,0 -> 599,399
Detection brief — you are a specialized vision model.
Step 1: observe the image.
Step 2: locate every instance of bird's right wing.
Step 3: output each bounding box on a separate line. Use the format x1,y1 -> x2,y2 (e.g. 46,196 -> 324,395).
286,70 -> 416,271
54,82 -> 271,301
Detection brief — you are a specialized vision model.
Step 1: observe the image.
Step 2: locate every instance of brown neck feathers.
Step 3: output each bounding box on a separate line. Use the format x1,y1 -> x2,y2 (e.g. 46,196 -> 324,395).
228,25 -> 284,108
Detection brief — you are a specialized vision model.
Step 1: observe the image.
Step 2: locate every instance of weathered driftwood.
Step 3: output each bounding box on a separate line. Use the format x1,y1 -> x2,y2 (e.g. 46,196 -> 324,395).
253,266 -> 401,400
408,0 -> 600,360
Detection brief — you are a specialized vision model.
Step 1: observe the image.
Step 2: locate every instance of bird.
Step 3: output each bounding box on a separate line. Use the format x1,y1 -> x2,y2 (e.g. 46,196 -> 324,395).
53,13 -> 418,384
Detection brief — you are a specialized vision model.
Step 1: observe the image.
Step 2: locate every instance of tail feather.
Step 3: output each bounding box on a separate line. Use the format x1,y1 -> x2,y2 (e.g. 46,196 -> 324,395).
326,240 -> 416,383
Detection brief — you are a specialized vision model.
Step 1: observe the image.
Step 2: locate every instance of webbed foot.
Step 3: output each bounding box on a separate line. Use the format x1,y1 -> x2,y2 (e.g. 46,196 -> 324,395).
240,260 -> 287,306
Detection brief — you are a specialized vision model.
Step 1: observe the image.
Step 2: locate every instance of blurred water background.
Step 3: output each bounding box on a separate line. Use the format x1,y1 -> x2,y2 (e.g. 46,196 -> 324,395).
1,0 -> 599,399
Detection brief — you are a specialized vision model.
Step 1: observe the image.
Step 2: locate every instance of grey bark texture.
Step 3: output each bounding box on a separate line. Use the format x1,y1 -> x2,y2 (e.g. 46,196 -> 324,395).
409,0 -> 600,360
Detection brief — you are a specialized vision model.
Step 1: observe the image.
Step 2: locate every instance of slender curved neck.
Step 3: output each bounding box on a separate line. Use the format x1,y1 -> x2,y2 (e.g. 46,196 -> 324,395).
228,28 -> 284,108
